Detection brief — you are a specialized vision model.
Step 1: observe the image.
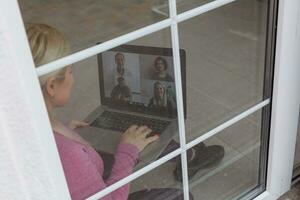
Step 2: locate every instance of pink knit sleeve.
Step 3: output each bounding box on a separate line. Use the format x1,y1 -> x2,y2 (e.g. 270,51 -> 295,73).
59,142 -> 139,200
104,143 -> 139,199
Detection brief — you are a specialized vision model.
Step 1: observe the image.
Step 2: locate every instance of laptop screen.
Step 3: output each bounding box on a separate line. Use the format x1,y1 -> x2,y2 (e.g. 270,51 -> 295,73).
98,45 -> 186,119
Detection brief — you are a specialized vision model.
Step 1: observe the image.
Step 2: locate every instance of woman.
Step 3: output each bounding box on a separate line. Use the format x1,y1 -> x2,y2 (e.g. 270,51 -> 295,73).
26,23 -> 194,200
148,81 -> 175,117
152,57 -> 174,82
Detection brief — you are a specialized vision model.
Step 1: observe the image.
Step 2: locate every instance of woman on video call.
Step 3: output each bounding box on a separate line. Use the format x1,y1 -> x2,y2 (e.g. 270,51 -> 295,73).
148,81 -> 175,117
26,23 -> 196,200
152,56 -> 174,82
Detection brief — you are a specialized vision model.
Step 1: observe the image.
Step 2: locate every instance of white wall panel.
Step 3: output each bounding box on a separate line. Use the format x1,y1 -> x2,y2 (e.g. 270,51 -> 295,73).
0,1 -> 71,199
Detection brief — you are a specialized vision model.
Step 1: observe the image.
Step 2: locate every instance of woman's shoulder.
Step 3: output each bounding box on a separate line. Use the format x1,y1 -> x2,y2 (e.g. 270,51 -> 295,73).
54,133 -> 73,146
54,133 -> 99,169
148,98 -> 154,105
55,132 -> 104,174
151,73 -> 174,82
165,73 -> 174,81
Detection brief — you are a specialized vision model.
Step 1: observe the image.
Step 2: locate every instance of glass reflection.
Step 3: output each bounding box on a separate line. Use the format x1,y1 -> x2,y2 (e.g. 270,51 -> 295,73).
131,110 -> 263,200
179,0 -> 268,142
187,111 -> 262,199
176,0 -> 216,13
19,0 -> 169,63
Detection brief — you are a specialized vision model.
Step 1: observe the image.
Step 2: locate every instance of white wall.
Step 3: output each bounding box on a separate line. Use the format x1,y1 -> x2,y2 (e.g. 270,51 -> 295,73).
266,0 -> 300,198
0,1 -> 70,199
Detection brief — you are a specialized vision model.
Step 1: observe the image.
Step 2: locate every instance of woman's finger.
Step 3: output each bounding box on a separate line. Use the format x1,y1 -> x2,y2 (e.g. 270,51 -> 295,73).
136,125 -> 148,134
127,125 -> 138,132
75,121 -> 89,127
141,128 -> 152,137
68,120 -> 89,129
145,134 -> 160,144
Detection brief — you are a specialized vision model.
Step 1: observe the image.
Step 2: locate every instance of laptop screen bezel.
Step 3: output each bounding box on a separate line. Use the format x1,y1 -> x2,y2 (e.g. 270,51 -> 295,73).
97,44 -> 187,118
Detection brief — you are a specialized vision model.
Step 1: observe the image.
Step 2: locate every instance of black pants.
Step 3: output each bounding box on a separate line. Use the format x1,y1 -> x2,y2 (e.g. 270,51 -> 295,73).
128,188 -> 194,200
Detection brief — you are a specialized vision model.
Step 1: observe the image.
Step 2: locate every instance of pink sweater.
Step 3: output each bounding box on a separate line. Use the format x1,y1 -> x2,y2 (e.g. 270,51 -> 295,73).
54,133 -> 139,200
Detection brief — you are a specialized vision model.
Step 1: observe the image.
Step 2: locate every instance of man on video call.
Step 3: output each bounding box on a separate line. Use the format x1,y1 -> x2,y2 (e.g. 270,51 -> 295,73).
111,77 -> 132,105
114,52 -> 133,86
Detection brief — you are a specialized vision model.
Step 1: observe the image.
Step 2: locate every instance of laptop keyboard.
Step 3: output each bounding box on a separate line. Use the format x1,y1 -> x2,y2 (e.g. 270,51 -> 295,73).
91,111 -> 171,134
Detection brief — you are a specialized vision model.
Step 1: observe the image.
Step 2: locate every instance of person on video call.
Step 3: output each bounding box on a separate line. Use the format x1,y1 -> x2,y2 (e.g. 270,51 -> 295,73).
152,56 -> 174,82
111,77 -> 132,104
148,81 -> 175,117
27,23 -> 226,200
114,52 -> 133,86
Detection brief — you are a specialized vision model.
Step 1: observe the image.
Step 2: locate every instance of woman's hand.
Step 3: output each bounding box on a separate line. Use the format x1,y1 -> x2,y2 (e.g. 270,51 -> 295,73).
120,125 -> 160,152
67,120 -> 89,130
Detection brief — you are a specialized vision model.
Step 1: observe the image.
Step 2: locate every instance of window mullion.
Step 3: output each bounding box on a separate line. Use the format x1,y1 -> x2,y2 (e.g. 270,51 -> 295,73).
169,0 -> 190,200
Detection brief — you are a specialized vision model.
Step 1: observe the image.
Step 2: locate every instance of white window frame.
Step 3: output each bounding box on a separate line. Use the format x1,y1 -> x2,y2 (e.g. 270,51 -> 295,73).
0,0 -> 299,200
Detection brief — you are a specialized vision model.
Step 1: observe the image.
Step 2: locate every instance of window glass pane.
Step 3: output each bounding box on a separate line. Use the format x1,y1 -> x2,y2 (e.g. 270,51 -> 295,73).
176,0 -> 216,13
151,0 -> 217,16
178,0 -> 268,142
19,0 -> 169,63
184,110 -> 263,199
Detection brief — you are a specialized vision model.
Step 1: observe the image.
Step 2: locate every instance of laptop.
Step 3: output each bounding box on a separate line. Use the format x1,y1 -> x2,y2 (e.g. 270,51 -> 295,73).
77,44 -> 186,168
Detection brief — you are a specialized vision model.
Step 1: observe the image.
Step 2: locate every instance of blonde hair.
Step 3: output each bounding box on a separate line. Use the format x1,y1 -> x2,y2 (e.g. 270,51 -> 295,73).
153,81 -> 167,107
26,23 -> 70,122
26,23 -> 70,86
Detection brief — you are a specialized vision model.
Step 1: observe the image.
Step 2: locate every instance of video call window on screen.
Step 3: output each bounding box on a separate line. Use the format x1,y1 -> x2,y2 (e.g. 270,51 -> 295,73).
98,45 -> 186,118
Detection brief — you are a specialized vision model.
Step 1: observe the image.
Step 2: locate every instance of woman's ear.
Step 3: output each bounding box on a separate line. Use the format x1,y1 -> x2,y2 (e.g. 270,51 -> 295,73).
45,77 -> 57,98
